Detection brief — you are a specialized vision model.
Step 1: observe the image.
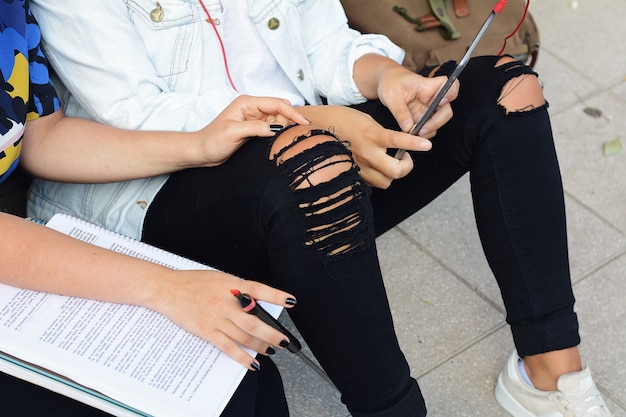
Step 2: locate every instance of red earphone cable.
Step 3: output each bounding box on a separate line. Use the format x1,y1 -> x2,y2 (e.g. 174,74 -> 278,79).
497,0 -> 531,56
197,0 -> 238,91
196,0 -> 527,88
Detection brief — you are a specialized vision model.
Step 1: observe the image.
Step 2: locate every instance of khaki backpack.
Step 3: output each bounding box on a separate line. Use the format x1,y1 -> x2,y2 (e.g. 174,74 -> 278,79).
340,0 -> 540,71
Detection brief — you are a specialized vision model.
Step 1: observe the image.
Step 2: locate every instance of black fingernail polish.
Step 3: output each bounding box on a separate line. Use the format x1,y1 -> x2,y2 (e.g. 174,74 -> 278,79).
270,124 -> 284,132
279,340 -> 289,348
266,347 -> 276,355
285,297 -> 297,306
251,361 -> 260,371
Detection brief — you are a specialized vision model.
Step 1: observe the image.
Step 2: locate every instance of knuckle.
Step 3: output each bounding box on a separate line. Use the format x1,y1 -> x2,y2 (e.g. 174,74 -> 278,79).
387,133 -> 401,149
238,332 -> 256,346
390,165 -> 404,180
212,334 -> 235,356
238,315 -> 260,333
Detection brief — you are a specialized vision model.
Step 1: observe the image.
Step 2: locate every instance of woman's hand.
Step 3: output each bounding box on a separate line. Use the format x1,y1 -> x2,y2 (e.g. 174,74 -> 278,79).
354,54 -> 458,135
148,269 -> 297,371
295,56 -> 459,189
22,95 -> 309,183
193,95 -> 310,167
375,64 -> 458,136
1,215 -> 296,371
298,105 -> 427,189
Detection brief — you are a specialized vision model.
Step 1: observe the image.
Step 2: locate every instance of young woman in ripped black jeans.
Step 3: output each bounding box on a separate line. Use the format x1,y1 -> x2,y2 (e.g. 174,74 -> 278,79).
30,0 -> 614,412
143,56 -> 599,417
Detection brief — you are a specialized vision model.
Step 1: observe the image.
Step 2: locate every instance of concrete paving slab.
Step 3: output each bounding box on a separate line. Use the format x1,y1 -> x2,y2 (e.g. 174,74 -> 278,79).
551,92 -> 626,234
377,229 -> 504,375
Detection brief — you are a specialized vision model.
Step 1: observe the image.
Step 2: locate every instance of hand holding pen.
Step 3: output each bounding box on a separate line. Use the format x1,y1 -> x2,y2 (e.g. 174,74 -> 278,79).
231,290 -> 301,353
231,290 -> 336,388
394,0 -> 509,158
222,288 -> 297,371
154,270 -> 298,372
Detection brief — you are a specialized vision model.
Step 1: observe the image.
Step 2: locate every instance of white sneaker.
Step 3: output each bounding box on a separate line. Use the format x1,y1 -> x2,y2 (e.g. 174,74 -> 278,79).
495,351 -> 613,417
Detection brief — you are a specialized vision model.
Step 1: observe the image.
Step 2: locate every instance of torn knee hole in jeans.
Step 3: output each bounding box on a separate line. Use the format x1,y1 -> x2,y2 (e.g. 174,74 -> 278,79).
496,61 -> 546,114
270,127 -> 371,258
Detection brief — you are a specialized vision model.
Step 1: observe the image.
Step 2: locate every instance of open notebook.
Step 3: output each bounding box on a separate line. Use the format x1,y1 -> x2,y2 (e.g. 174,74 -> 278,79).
0,213 -> 282,417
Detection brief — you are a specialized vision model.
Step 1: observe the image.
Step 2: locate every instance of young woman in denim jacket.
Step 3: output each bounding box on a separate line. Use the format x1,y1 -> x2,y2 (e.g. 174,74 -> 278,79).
1,1 -> 316,415
27,0 -> 611,416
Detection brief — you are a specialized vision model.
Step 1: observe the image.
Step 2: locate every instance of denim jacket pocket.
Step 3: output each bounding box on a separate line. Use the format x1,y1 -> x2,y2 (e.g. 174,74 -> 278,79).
125,0 -> 199,86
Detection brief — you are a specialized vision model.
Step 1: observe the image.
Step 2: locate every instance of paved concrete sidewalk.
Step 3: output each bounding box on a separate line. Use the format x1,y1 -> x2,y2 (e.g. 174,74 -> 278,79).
274,0 -> 626,415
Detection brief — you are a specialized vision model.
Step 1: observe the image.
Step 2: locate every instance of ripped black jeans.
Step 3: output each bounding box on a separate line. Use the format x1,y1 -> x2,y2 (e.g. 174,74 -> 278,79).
142,56 -> 579,417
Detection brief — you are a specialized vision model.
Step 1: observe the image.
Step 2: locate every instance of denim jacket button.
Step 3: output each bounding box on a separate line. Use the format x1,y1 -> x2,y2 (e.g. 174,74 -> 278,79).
267,17 -> 280,30
296,69 -> 304,80
150,4 -> 164,22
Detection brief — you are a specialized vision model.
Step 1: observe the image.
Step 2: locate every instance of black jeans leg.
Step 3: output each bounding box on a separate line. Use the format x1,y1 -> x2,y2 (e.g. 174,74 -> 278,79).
362,56 -> 580,357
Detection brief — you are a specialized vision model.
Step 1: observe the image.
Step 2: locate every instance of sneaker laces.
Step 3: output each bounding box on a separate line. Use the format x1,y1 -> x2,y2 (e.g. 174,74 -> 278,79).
550,366 -> 613,417
555,389 -> 610,416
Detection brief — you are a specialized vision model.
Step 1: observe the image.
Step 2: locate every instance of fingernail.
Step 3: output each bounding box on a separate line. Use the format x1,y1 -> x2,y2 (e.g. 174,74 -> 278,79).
285,297 -> 297,306
402,120 -> 413,132
251,361 -> 260,371
266,347 -> 276,355
420,140 -> 432,150
279,340 -> 290,348
270,124 -> 284,132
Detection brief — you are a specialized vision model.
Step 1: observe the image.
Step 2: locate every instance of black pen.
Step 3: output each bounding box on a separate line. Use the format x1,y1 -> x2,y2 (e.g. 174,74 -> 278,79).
230,289 -> 336,389
230,289 -> 301,353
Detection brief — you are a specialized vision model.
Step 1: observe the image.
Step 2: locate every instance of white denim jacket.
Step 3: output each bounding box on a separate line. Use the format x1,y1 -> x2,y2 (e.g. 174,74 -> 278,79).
28,0 -> 404,239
